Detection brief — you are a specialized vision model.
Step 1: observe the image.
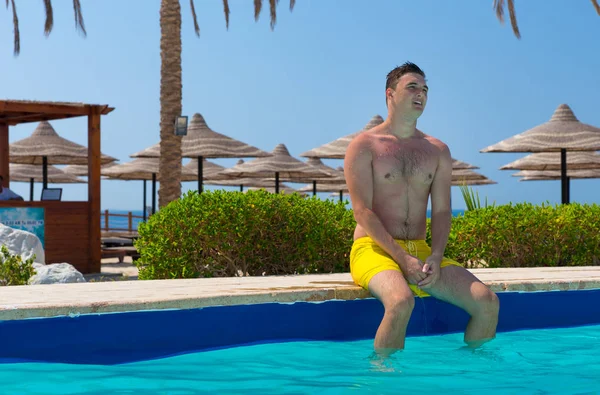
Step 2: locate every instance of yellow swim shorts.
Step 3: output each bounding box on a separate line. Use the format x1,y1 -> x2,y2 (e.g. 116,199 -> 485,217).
349,236 -> 462,297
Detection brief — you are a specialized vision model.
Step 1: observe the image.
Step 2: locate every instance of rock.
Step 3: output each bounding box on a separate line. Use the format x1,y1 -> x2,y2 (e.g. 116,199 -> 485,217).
0,223 -> 45,264
29,263 -> 86,285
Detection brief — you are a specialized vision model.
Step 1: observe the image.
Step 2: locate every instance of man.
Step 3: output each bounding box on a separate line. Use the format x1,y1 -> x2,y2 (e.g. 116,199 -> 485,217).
344,62 -> 499,355
0,175 -> 24,201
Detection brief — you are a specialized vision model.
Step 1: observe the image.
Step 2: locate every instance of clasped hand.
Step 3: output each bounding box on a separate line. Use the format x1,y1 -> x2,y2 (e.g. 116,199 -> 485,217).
401,255 -> 441,289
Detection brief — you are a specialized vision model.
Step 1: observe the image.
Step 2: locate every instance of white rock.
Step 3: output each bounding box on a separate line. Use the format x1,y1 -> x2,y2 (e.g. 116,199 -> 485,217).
0,223 -> 45,264
29,262 -> 86,285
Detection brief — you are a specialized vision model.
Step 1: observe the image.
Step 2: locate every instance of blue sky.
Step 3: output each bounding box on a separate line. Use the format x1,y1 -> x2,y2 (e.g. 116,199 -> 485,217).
1,1 -> 599,211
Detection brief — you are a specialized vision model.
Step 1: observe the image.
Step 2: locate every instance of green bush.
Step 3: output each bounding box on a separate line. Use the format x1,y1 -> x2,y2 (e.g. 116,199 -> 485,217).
134,190 -> 356,280
428,203 -> 600,268
0,245 -> 36,286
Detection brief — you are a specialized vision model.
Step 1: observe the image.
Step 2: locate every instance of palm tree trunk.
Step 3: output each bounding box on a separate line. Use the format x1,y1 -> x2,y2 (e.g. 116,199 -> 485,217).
159,0 -> 183,208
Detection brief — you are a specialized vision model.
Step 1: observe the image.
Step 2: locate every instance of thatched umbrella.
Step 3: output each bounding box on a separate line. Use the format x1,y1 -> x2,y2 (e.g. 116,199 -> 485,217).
500,151 -> 600,200
62,162 -> 118,176
300,115 -> 384,159
9,121 -> 117,189
452,169 -> 490,182
514,169 -> 600,179
300,182 -> 349,203
453,178 -> 497,186
500,151 -> 600,171
245,184 -> 304,195
183,157 -> 227,180
9,163 -> 86,201
516,169 -> 600,201
131,113 -> 271,193
218,144 -> 332,193
202,160 -> 269,191
480,104 -> 600,204
102,158 -> 197,217
452,158 -> 479,170
283,157 -> 345,196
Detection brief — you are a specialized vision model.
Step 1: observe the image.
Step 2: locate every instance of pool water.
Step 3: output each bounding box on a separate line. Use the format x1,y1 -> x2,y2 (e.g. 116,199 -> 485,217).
2,324 -> 599,394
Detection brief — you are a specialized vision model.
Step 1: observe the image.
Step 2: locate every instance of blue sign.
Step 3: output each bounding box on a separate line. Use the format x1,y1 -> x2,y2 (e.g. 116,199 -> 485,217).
0,207 -> 45,247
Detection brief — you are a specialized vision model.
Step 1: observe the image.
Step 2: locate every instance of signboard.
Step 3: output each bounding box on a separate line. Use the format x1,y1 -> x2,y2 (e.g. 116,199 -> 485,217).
0,207 -> 45,247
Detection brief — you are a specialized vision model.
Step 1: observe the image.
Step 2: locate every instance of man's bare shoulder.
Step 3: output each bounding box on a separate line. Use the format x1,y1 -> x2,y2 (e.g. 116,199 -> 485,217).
423,133 -> 450,155
346,126 -> 381,154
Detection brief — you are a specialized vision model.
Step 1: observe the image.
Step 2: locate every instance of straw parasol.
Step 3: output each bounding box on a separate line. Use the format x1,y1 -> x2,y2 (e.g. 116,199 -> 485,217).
452,158 -> 479,170
299,182 -> 349,202
480,104 -> 600,204
131,113 -> 271,193
9,163 -> 86,201
516,169 -> 600,202
283,157 -> 345,196
500,151 -> 600,171
514,169 -> 600,179
218,144 -> 332,193
183,157 -> 228,181
245,184 -> 304,195
9,121 -> 117,189
452,169 -> 490,182
102,158 -> 197,217
453,178 -> 497,186
62,162 -> 118,176
202,160 -> 269,191
300,115 -> 384,159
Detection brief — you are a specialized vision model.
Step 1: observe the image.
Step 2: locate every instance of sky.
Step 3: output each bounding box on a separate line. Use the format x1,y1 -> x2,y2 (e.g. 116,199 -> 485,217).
1,0 -> 599,211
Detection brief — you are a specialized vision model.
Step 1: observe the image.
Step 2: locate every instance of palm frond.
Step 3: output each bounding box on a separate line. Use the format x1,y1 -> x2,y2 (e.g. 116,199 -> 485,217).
223,0 -> 230,30
10,0 -> 19,55
43,0 -> 53,36
506,0 -> 520,39
190,0 -> 200,36
72,0 -> 86,36
493,0 -> 504,23
5,0 -> 8,9
592,0 -> 600,15
290,0 -> 295,11
269,0 -> 277,29
254,0 -> 262,21
493,0 -> 520,39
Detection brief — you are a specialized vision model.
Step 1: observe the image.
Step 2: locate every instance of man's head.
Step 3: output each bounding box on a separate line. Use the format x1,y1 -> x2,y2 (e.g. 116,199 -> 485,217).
385,62 -> 428,117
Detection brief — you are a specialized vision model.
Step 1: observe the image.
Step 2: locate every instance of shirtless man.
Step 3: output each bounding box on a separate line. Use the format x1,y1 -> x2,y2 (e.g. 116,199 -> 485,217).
344,62 -> 499,355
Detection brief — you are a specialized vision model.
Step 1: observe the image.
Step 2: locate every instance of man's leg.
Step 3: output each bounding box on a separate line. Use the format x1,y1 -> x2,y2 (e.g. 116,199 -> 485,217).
424,265 -> 499,347
367,270 -> 415,355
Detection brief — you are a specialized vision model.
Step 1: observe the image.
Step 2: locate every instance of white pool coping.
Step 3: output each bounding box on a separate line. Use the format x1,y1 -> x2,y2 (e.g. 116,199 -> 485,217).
1,267 -> 599,320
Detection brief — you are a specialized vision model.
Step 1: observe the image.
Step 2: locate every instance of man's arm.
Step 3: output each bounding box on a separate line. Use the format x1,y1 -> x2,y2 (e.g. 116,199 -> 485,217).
6,189 -> 24,201
429,144 -> 453,259
344,135 -> 412,268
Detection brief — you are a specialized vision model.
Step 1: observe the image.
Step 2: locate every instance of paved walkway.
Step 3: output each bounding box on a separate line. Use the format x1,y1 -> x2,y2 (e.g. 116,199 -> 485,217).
1,267 -> 599,321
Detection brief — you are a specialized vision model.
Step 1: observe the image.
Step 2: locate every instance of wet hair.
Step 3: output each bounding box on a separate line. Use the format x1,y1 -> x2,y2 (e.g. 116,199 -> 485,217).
386,61 -> 426,104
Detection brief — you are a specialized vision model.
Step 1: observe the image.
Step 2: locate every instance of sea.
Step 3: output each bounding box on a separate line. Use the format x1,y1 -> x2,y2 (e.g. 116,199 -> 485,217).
101,209 -> 466,232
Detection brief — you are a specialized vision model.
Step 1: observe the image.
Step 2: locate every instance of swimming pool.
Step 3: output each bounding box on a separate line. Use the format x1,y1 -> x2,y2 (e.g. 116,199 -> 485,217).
1,289 -> 600,393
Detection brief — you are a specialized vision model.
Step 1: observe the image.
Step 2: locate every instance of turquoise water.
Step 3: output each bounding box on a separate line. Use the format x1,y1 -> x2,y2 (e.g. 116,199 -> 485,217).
1,324 -> 599,394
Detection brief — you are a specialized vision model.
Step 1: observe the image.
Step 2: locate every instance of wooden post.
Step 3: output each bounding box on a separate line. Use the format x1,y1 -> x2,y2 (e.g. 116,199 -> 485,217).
0,124 -> 9,187
88,107 -> 102,273
128,211 -> 132,232
104,209 -> 109,230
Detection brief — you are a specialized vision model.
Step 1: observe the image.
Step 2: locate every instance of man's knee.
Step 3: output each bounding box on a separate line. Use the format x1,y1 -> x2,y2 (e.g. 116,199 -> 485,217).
475,289 -> 500,317
384,290 -> 415,316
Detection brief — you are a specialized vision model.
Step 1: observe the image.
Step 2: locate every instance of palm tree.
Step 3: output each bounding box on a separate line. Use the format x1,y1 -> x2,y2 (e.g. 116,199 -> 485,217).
5,0 -> 294,208
493,0 -> 600,38
6,0 -> 598,205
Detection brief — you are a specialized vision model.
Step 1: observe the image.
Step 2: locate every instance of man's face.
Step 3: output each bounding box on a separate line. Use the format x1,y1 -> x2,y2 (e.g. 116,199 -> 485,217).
388,73 -> 428,117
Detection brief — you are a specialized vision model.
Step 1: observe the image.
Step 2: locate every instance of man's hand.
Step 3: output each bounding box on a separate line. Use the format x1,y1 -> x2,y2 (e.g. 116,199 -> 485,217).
400,255 -> 428,285
418,255 -> 442,289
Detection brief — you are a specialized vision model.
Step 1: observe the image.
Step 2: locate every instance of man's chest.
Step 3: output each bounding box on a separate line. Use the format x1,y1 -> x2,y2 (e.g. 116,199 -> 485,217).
371,142 -> 439,187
